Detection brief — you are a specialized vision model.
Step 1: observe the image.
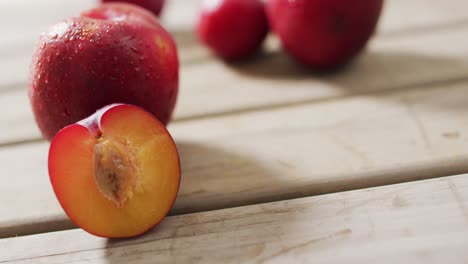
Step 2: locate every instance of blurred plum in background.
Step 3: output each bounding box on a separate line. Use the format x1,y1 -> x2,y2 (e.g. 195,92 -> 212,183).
266,0 -> 384,70
102,0 -> 165,16
196,0 -> 269,60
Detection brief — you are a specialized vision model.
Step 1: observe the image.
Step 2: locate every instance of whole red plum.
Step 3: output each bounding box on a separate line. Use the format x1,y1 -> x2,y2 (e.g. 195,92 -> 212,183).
29,3 -> 179,140
102,0 -> 165,16
266,0 -> 383,69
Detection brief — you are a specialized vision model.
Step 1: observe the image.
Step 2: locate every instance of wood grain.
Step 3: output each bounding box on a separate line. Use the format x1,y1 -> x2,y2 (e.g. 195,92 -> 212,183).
2,0 -> 468,51
2,0 -> 468,91
3,81 -> 468,238
2,174 -> 468,263
2,0 -> 468,139
4,22 -> 468,144
1,0 -> 467,260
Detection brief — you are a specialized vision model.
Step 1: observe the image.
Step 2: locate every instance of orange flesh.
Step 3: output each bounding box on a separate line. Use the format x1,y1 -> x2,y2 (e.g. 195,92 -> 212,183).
49,105 -> 180,238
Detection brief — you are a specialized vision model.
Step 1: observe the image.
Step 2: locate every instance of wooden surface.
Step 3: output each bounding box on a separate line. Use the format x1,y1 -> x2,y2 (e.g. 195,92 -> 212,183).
1,0 -> 468,262
4,0 -> 468,144
5,23 -> 468,144
4,80 -> 468,238
2,174 -> 468,263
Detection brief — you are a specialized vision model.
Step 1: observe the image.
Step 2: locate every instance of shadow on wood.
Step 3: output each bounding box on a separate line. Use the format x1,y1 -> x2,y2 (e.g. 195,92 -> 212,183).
225,47 -> 468,90
172,141 -> 285,215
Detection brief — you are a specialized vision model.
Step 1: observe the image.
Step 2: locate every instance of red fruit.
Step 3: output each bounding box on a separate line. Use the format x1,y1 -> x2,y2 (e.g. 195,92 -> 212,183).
29,3 -> 179,140
83,2 -> 160,27
102,0 -> 165,16
49,104 -> 181,238
197,0 -> 269,60
266,0 -> 383,69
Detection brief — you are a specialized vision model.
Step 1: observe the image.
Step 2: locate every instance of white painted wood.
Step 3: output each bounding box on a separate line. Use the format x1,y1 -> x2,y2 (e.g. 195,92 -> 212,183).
1,174 -> 467,263
2,81 -> 468,237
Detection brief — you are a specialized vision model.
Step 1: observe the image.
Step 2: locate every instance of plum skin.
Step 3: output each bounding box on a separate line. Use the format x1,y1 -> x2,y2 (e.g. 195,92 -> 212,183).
102,0 -> 166,16
29,4 -> 179,140
266,0 -> 384,69
197,0 -> 269,60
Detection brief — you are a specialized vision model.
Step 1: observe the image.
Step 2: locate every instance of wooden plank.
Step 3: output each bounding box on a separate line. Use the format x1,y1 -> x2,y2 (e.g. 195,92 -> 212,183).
1,0 -> 468,92
2,0 -> 468,90
4,23 -> 468,144
0,91 -> 38,145
1,0 -> 468,143
2,0 -> 468,49
2,81 -> 468,238
2,174 -> 468,263
380,0 -> 468,35
0,0 -> 192,90
164,0 -> 468,36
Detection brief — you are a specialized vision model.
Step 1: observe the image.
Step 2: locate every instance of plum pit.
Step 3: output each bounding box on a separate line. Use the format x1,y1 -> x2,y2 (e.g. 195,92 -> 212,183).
94,137 -> 138,208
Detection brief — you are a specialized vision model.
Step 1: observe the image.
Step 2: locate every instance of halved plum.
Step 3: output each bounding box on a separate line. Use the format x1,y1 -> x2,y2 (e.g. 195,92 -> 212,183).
49,104 -> 180,238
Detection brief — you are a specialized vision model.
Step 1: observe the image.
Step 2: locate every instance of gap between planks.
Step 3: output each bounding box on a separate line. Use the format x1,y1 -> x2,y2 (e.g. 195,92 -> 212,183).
4,74 -> 468,149
4,16 -> 468,93
5,21 -> 468,145
2,80 -> 468,238
4,0 -> 464,239
2,0 -> 468,94
1,174 -> 468,263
